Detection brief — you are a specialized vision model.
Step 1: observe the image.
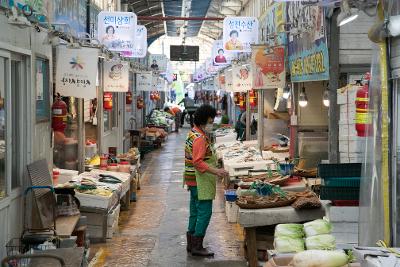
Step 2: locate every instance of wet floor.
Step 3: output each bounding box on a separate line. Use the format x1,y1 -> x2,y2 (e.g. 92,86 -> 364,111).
89,129 -> 246,267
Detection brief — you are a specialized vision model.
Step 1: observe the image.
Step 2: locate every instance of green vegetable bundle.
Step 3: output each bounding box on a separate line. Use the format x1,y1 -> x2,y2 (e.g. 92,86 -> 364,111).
274,236 -> 305,253
305,234 -> 336,250
274,224 -> 304,239
303,218 -> 332,237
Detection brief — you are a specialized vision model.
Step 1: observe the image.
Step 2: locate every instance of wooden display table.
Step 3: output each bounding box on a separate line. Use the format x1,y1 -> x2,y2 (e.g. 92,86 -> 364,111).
238,203 -> 327,267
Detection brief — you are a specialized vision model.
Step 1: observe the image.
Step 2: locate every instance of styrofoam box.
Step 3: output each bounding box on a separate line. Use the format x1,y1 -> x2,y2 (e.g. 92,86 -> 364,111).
226,201 -> 239,223
339,140 -> 365,153
54,169 -> 79,185
326,206 -> 359,222
224,160 -> 275,176
85,204 -> 120,239
331,222 -> 359,234
337,86 -> 360,105
340,152 -> 364,163
90,169 -> 131,195
333,232 -> 358,244
339,122 -> 358,137
75,191 -> 118,209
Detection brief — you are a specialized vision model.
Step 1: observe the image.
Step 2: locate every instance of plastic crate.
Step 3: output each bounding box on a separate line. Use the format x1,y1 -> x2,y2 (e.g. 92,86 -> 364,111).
224,189 -> 237,202
332,200 -> 359,206
318,163 -> 362,178
320,186 -> 360,200
321,177 -> 360,187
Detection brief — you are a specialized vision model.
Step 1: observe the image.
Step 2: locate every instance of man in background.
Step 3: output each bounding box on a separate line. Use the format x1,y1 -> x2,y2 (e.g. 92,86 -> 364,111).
178,93 -> 196,128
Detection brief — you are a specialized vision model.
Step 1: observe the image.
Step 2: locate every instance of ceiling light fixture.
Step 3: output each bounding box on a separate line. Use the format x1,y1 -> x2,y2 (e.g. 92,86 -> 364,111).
337,0 -> 359,27
299,85 -> 308,108
282,84 -> 291,99
323,89 -> 330,107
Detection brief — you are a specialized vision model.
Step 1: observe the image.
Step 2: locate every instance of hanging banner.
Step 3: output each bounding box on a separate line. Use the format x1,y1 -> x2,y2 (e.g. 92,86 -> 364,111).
104,61 -> 129,92
224,69 -> 233,92
265,2 -> 287,47
232,64 -> 253,92
205,58 -> 218,76
123,25 -> 147,58
252,45 -> 285,89
56,46 -> 99,99
148,54 -> 168,73
212,40 -> 234,65
136,71 -> 152,91
223,17 -> 259,53
218,73 -> 226,91
151,76 -> 166,92
98,11 -> 137,54
287,3 -> 329,82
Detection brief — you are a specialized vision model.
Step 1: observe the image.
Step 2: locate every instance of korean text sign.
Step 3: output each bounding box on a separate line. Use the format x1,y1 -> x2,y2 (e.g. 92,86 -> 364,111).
98,11 -> 137,54
136,71 -> 153,91
104,61 -> 129,92
56,46 -> 99,99
148,54 -> 168,73
123,25 -> 147,58
252,45 -> 285,89
223,17 -> 259,53
287,4 -> 329,82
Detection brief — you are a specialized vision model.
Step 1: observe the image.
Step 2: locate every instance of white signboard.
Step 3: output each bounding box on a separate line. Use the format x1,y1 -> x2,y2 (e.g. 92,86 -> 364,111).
224,69 -> 233,92
152,78 -> 166,92
123,25 -> 147,58
98,11 -> 137,54
104,61 -> 129,92
212,40 -> 234,65
223,17 -> 259,53
136,71 -> 153,91
148,54 -> 168,73
56,46 -> 99,99
232,64 -> 253,92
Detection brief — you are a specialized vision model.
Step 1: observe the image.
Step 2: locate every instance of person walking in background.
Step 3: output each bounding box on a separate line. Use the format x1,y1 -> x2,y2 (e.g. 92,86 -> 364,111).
178,93 -> 196,127
164,105 -> 182,132
183,105 -> 229,256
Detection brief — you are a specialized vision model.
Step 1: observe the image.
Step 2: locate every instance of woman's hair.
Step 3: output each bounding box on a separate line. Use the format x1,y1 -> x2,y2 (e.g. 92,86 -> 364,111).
194,104 -> 217,126
106,26 -> 115,34
230,30 -> 239,37
218,48 -> 224,54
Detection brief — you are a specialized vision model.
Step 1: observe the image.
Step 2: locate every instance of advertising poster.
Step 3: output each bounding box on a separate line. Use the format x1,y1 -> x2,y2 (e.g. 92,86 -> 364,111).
104,61 -> 129,92
136,71 -> 152,91
265,2 -> 287,47
252,45 -> 285,89
98,11 -> 137,54
232,64 -> 253,92
152,77 -> 166,92
56,46 -> 99,99
218,73 -> 226,91
223,17 -> 259,53
205,58 -> 218,76
123,25 -> 147,58
148,54 -> 168,73
224,69 -> 233,92
211,40 -> 234,65
287,3 -> 329,82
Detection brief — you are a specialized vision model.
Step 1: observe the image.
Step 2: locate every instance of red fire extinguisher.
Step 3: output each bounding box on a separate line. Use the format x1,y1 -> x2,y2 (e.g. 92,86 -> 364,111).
239,93 -> 246,110
137,96 -> 144,109
126,92 -> 133,105
104,92 -> 113,110
249,89 -> 257,108
52,94 -> 67,132
355,73 -> 372,137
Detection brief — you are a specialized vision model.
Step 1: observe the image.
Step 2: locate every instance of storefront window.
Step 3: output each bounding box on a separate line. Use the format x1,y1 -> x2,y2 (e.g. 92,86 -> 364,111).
36,59 -> 50,121
0,57 -> 6,199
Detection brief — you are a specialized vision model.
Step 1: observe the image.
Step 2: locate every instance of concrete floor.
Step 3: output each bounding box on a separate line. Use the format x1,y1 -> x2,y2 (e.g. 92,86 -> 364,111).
89,130 -> 246,267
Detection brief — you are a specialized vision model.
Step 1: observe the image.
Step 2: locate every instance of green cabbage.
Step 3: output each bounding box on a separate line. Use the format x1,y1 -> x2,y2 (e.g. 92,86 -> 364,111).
304,219 -> 332,237
274,236 -> 305,253
274,224 -> 304,239
305,234 -> 336,250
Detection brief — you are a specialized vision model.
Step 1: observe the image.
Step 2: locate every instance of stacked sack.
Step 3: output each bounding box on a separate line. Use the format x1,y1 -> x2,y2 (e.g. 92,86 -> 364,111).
273,219 -> 336,253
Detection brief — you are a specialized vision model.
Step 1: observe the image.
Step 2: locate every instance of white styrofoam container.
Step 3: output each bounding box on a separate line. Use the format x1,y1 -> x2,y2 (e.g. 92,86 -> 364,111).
107,204 -> 121,227
331,222 -> 359,234
226,201 -> 239,223
224,160 -> 275,176
340,152 -> 364,163
90,169 -> 131,195
339,140 -> 365,153
339,121 -> 358,137
75,191 -> 118,209
326,206 -> 359,222
337,86 -> 360,105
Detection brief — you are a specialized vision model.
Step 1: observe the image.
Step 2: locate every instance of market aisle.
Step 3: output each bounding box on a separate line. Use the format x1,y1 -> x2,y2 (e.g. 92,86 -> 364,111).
89,130 -> 246,267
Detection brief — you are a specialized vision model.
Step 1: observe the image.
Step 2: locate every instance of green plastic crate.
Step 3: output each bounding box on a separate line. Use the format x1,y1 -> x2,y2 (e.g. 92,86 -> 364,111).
320,186 -> 360,200
321,177 -> 360,187
318,163 -> 362,178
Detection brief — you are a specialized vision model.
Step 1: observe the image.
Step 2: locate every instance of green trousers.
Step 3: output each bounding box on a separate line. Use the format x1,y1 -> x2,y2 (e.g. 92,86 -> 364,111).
188,186 -> 213,237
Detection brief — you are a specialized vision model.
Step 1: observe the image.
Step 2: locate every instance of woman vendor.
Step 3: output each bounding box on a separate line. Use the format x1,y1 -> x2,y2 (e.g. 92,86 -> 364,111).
184,104 -> 229,257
